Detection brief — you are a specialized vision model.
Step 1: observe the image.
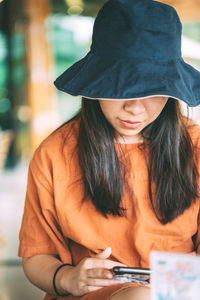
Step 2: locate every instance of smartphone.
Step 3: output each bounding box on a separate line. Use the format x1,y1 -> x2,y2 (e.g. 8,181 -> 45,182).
112,266 -> 151,276
112,267 -> 151,284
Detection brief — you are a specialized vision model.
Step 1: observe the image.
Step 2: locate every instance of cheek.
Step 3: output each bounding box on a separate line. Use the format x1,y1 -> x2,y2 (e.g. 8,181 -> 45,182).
99,105 -> 114,125
99,101 -> 121,120
100,104 -> 112,120
148,102 -> 167,120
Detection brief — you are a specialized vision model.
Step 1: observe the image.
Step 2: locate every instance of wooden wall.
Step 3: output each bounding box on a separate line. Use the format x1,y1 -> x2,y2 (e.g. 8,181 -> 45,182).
23,0 -> 58,151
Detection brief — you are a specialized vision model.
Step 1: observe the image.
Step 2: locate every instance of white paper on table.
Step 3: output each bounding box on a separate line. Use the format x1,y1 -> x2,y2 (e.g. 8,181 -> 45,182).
150,251 -> 200,300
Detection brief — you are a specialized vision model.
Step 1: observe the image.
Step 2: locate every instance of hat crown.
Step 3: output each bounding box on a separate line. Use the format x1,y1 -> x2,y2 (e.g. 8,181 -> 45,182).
91,0 -> 182,59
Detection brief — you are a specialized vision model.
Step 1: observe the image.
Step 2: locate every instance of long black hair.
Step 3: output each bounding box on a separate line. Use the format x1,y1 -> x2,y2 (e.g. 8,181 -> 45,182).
77,97 -> 199,224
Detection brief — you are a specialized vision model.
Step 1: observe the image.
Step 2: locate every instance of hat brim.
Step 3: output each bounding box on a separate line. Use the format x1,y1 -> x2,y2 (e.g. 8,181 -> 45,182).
54,51 -> 200,107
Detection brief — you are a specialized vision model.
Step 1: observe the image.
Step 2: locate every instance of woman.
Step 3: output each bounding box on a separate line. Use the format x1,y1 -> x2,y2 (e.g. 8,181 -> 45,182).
19,0 -> 200,299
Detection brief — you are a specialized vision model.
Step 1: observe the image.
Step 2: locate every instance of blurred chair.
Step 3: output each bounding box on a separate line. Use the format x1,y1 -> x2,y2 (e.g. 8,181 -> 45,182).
0,130 -> 13,174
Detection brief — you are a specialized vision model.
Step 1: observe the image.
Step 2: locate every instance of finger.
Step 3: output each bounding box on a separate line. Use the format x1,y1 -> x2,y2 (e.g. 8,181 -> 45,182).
86,277 -> 122,287
83,285 -> 104,294
84,258 -> 126,270
87,268 -> 113,279
94,247 -> 112,259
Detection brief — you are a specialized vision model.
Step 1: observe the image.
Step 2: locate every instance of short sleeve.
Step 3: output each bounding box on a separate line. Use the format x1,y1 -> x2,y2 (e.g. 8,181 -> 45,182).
18,144 -> 72,263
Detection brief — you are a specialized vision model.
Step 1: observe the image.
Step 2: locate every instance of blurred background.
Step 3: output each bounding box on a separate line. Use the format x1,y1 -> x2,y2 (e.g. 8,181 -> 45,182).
0,0 -> 199,299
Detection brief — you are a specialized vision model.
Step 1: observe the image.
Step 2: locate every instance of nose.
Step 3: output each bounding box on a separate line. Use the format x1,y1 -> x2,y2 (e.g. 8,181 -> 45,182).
123,100 -> 145,115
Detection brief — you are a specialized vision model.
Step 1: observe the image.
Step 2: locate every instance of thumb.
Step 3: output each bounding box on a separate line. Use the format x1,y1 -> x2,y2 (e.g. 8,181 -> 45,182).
95,247 -> 112,259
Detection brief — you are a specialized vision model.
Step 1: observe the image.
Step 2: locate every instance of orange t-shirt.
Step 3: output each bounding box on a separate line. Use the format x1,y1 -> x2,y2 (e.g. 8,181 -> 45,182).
18,119 -> 200,299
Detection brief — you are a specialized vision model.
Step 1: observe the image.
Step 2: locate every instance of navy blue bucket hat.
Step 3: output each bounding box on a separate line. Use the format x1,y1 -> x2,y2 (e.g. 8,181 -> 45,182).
54,0 -> 200,107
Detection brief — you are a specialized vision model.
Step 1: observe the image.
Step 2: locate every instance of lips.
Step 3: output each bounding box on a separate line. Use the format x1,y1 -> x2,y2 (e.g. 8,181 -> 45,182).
120,119 -> 142,129
122,120 -> 141,124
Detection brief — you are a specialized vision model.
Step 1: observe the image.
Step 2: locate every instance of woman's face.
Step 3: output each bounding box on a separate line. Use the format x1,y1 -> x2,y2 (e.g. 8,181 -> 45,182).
99,96 -> 168,143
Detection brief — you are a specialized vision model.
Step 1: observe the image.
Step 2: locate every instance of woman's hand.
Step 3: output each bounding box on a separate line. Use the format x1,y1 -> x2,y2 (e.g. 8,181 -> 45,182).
55,247 -> 125,296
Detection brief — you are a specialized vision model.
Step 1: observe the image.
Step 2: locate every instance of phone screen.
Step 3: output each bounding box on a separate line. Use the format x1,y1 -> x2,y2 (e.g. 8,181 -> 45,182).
112,267 -> 151,284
